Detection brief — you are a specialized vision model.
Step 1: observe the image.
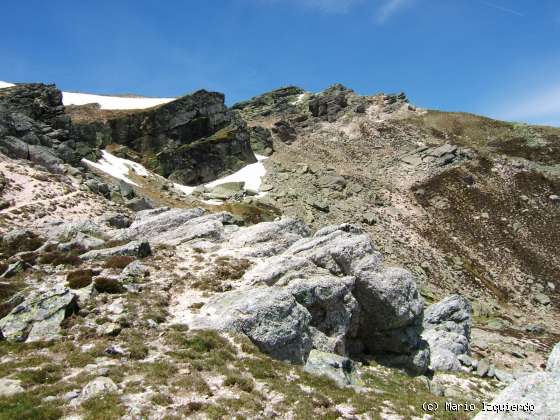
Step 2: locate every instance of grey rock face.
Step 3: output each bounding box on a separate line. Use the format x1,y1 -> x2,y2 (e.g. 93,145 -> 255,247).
229,217 -> 311,257
287,275 -> 359,355
192,287 -> 312,363
547,342 -> 560,373
421,295 -> 473,372
0,84 -> 74,168
474,372 -> 560,419
308,84 -> 351,122
0,286 -> 78,342
116,207 -> 206,242
304,350 -> 360,387
80,240 -> 151,260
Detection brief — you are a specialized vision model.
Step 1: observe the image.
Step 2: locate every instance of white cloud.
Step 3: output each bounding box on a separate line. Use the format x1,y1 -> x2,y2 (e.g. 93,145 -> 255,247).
376,0 -> 411,24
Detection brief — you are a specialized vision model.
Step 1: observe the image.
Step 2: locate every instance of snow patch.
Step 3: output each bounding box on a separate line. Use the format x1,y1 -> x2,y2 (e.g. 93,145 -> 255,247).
63,91 -> 175,110
206,155 -> 268,192
82,151 -> 150,186
1,80 -> 174,110
291,93 -> 306,105
173,155 -> 268,198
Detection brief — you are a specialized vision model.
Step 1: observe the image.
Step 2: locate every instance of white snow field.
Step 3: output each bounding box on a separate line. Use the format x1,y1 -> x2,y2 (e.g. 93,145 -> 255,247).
82,150 -> 150,186
83,150 -> 269,200
0,80 -> 175,110
62,91 -> 175,110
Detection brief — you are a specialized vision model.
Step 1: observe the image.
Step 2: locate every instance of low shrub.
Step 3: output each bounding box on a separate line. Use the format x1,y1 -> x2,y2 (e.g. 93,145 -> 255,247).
94,277 -> 125,294
66,269 -> 93,289
103,256 -> 135,270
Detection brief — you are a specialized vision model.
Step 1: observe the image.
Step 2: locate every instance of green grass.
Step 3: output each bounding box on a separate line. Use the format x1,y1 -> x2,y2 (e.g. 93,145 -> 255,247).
17,364 -> 63,386
0,393 -> 62,420
81,393 -> 125,420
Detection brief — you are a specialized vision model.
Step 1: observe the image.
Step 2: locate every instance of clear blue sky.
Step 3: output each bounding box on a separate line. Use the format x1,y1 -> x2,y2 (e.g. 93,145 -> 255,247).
2,0 -> 560,126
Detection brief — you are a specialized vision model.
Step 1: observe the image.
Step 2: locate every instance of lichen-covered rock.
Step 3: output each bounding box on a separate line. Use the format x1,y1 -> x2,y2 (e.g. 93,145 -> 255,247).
58,232 -> 105,252
80,240 -> 151,260
116,207 -> 206,242
228,217 -> 310,257
80,377 -> 118,401
287,275 -> 359,355
192,287 -> 312,364
304,350 -> 360,387
0,286 -> 78,342
421,295 -> 472,372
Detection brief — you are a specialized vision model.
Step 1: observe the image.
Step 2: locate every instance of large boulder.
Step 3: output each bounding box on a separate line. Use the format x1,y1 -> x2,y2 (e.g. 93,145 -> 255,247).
115,207 -> 206,241
194,222 -> 429,373
421,295 -> 472,371
355,268 -> 424,354
192,287 -> 312,363
0,286 -> 78,342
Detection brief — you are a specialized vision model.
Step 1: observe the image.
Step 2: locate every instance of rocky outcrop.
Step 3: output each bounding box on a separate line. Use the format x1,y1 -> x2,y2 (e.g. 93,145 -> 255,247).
188,218 -> 428,372
308,84 -> 351,122
0,286 -> 78,342
0,83 -> 73,170
421,295 -> 472,371
70,90 -> 256,185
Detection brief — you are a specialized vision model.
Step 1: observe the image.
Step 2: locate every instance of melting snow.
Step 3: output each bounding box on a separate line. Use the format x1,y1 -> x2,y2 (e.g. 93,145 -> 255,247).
62,91 -> 175,110
174,154 -> 269,201
82,151 -> 149,186
82,149 -> 269,201
1,80 -> 174,110
205,155 -> 268,191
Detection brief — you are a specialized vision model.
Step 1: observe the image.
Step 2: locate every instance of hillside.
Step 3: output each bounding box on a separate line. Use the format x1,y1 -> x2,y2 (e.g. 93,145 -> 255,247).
0,81 -> 558,419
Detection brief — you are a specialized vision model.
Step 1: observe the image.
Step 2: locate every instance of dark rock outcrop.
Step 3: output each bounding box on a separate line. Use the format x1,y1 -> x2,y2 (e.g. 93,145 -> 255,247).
70,91 -> 256,185
0,83 -> 71,171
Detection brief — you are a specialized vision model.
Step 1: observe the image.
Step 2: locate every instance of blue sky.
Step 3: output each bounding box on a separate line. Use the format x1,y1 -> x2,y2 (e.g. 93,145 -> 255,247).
1,0 -> 560,126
